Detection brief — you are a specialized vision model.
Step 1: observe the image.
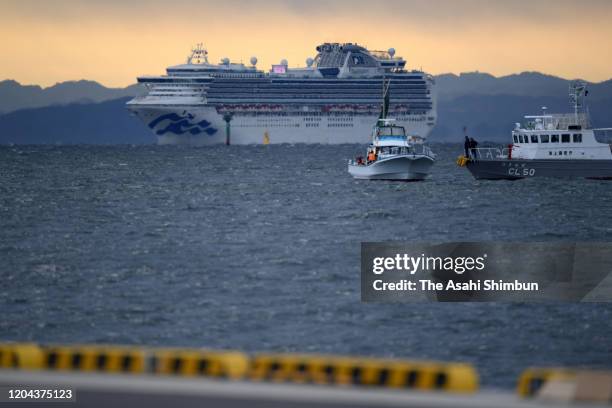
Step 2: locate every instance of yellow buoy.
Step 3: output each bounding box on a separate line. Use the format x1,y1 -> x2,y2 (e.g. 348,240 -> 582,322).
456,155 -> 469,167
263,131 -> 270,145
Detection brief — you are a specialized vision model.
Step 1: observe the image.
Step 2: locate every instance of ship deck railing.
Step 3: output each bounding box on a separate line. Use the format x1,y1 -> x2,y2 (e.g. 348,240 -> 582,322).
349,144 -> 435,165
468,147 -> 509,161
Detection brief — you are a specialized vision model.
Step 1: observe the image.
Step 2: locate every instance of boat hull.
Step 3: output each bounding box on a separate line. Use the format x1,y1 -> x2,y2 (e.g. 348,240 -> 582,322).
349,155 -> 434,181
466,159 -> 612,180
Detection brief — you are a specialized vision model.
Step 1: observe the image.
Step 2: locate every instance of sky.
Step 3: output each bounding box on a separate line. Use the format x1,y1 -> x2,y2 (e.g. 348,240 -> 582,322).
1,0 -> 611,88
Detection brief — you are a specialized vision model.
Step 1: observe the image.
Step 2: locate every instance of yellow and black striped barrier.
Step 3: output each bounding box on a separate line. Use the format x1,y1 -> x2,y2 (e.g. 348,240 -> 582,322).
0,343 -> 44,369
1,343 -> 249,379
249,353 -> 478,393
149,348 -> 248,380
1,343 -> 478,393
517,367 -> 612,403
516,367 -> 576,397
42,344 -> 147,374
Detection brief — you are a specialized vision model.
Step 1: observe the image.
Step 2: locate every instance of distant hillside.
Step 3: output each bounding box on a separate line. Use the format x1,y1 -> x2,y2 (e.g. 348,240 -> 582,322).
0,80 -> 143,114
435,71 -> 612,101
0,97 -> 153,144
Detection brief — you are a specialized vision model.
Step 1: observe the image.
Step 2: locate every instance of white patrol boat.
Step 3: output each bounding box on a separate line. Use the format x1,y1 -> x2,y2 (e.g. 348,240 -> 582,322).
457,81 -> 612,180
348,118 -> 436,181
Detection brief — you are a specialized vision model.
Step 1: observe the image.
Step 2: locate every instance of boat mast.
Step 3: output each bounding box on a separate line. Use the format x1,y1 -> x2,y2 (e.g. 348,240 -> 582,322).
380,76 -> 391,120
569,80 -> 587,126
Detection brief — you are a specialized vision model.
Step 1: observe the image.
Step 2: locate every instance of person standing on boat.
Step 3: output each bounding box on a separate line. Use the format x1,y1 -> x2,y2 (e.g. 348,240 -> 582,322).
464,135 -> 470,158
367,149 -> 377,163
469,137 -> 479,159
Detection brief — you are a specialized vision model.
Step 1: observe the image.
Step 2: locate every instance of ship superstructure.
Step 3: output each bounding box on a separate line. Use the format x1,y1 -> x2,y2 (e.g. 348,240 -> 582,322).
127,43 -> 437,145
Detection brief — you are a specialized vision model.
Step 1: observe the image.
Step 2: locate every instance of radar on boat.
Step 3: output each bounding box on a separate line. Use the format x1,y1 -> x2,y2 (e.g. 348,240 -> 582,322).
388,48 -> 395,58
250,56 -> 258,66
221,57 -> 230,65
306,57 -> 314,67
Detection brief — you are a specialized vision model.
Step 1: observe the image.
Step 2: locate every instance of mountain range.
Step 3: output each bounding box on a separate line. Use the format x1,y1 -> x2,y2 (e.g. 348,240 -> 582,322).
0,72 -> 610,144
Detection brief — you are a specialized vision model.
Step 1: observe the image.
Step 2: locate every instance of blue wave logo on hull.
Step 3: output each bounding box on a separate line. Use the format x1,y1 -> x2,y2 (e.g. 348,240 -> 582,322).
148,112 -> 218,136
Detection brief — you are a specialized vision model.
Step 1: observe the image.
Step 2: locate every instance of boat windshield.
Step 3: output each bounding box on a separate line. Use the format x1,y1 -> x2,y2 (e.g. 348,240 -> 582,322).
594,129 -> 612,144
377,126 -> 405,137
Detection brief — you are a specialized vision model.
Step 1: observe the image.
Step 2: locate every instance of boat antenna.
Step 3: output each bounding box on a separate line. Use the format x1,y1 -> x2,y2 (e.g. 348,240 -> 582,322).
569,80 -> 587,126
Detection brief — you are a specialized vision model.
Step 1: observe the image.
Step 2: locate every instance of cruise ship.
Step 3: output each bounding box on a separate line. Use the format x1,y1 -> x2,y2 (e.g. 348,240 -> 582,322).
127,43 -> 437,145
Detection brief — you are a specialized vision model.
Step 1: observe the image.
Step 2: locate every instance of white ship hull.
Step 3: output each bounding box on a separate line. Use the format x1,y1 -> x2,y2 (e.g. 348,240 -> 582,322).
348,155 -> 435,181
129,105 -> 434,145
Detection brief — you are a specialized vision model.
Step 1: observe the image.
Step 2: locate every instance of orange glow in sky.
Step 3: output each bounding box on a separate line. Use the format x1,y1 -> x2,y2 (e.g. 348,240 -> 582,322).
1,0 -> 611,87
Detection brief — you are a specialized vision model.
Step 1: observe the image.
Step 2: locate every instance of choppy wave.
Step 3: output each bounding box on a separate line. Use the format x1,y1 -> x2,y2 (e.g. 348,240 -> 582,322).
1,143 -> 611,388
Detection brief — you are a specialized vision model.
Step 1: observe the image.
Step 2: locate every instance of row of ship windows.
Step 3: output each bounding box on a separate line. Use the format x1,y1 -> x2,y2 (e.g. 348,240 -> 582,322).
203,86 -> 430,91
514,133 -> 582,144
208,97 -> 432,102
148,83 -> 429,89
143,78 -> 428,84
150,90 -> 206,93
150,93 -> 203,97
549,151 -> 575,156
213,79 -> 427,83
214,111 -> 430,117
206,91 -> 430,95
234,123 -> 301,128
243,115 -> 426,122
230,123 -> 357,128
151,84 -> 208,88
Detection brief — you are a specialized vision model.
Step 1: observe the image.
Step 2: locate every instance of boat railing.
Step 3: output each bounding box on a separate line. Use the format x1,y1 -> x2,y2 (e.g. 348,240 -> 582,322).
380,144 -> 436,159
412,144 -> 436,159
349,144 -> 436,165
468,147 -> 508,160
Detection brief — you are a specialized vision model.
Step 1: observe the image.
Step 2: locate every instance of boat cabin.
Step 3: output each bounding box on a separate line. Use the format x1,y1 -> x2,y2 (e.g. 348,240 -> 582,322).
510,113 -> 612,160
365,119 -> 431,160
372,119 -> 423,147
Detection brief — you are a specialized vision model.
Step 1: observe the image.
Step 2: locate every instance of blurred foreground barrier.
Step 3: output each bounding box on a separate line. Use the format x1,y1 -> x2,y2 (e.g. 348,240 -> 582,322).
0,343 -> 43,369
518,368 -> 612,403
517,367 -> 576,397
0,343 -> 479,393
249,353 -> 478,393
150,348 -> 248,379
42,344 -> 147,373
0,343 -> 249,379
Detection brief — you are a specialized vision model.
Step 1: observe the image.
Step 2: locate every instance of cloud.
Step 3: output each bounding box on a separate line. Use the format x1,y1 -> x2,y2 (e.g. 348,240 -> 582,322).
3,0 -> 612,24
1,0 -> 611,86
